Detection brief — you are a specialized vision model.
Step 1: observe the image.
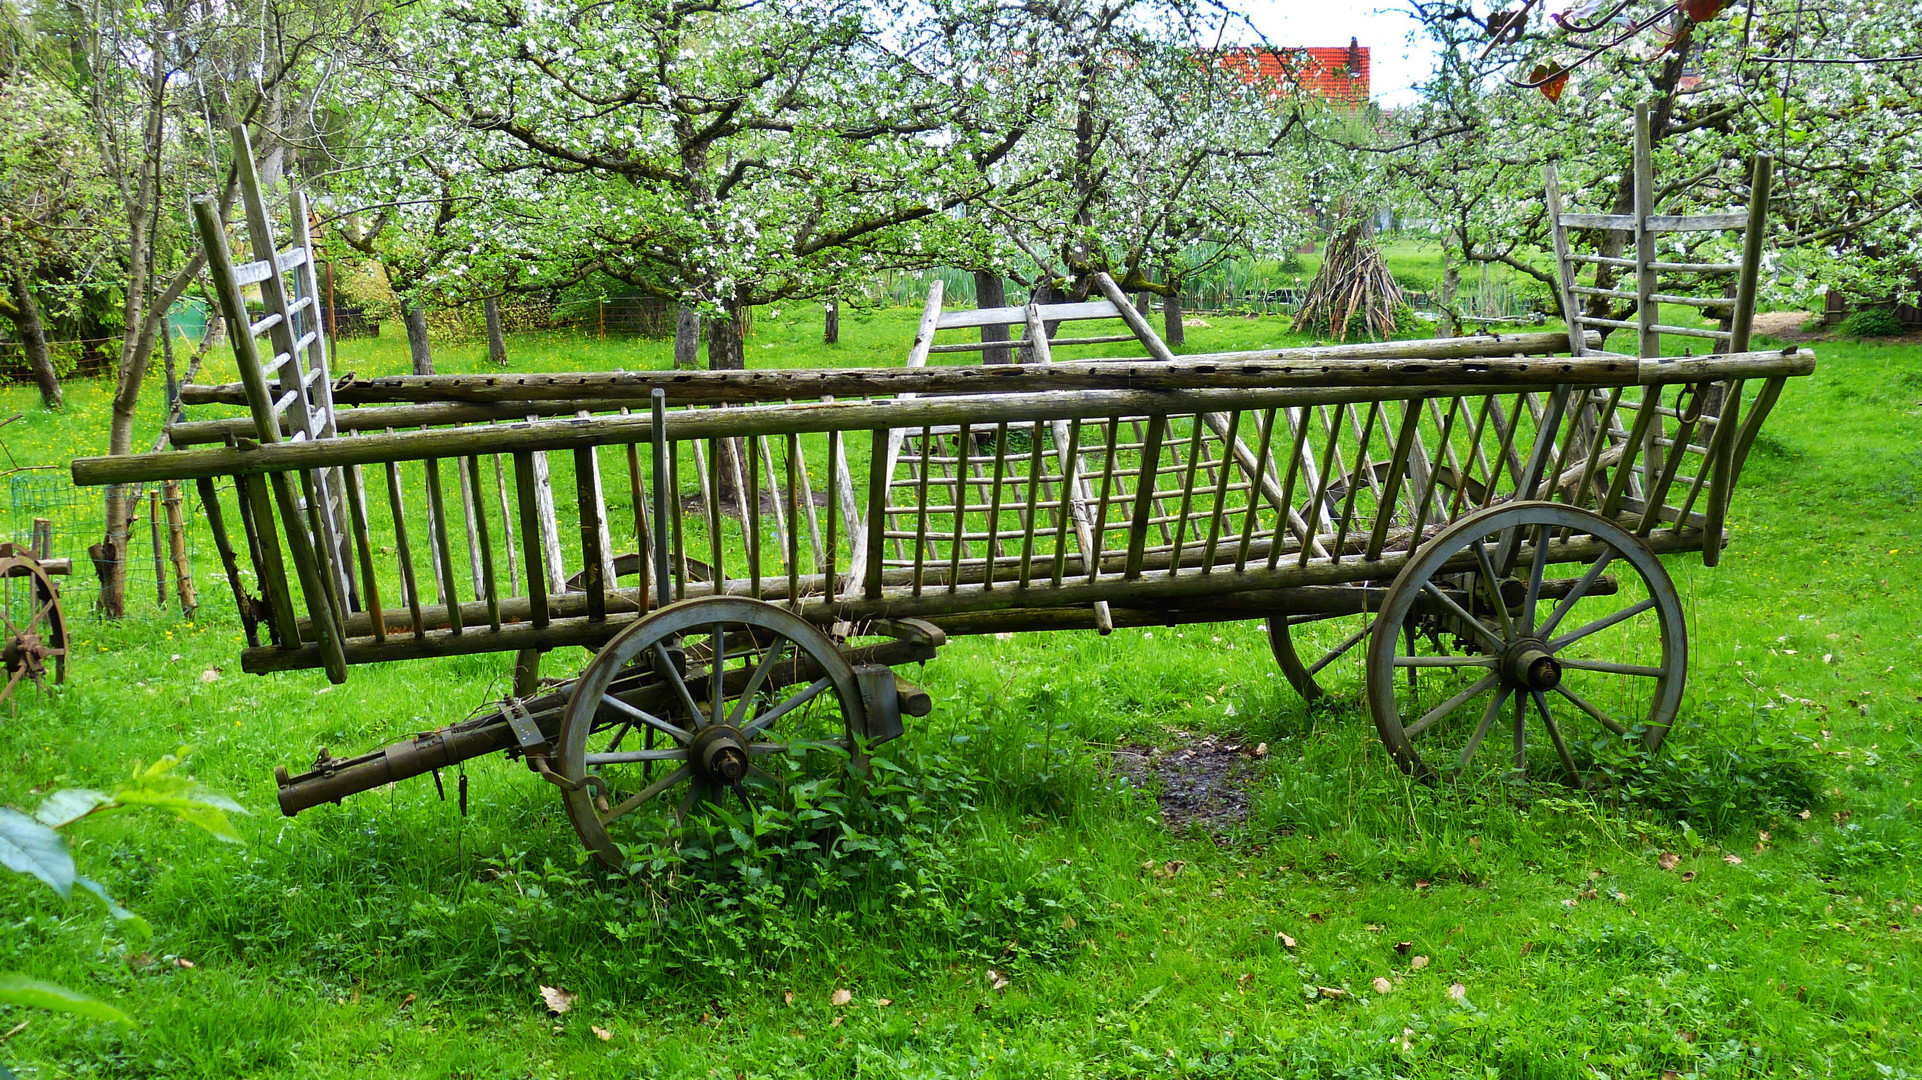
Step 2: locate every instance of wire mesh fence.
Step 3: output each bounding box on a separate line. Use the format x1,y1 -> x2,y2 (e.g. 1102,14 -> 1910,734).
2,471 -> 203,616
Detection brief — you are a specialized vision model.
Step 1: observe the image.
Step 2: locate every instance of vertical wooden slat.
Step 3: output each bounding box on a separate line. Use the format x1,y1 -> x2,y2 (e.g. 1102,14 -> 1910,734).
1297,404 -> 1346,568
512,451 -> 549,627
912,428 -> 934,595
423,459 -> 462,635
757,437 -> 790,575
578,447 -> 607,621
1018,420 -> 1045,588
1197,411 -> 1239,574
385,461 -> 426,639
239,475 -> 298,644
1600,389 -> 1661,521
340,462 -> 385,643
983,423 -> 1009,590
785,432 -> 802,607
705,437 -> 726,590
1165,417 -> 1208,578
492,455 -> 520,599
1410,397 -> 1463,542
198,477 -> 261,649
1633,104 -> 1658,359
948,423 -> 970,593
1268,407 -> 1315,570
1088,419 -> 1123,583
864,427 -> 890,600
1234,410 -> 1278,572
669,443 -> 687,600
747,432 -> 763,598
1123,414 -> 1167,580
1366,400 -> 1426,562
456,456 -> 486,595
1330,401 -> 1380,563
824,430 -> 840,599
465,454 -> 501,631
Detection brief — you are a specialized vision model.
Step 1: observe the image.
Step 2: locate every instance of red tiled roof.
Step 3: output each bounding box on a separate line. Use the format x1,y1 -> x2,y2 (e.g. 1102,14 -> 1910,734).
1217,38 -> 1371,103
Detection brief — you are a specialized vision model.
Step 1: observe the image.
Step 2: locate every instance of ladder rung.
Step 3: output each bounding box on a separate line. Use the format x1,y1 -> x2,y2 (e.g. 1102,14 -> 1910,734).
1569,254 -> 1635,269
286,295 -> 314,317
302,366 -> 324,389
1651,324 -> 1732,340
1569,285 -> 1635,302
1579,316 -> 1641,331
294,330 -> 318,355
249,312 -> 283,337
1650,261 -> 1741,273
1649,293 -> 1733,309
263,352 -> 293,378
272,389 -> 298,414
234,259 -> 273,287
276,247 -> 309,273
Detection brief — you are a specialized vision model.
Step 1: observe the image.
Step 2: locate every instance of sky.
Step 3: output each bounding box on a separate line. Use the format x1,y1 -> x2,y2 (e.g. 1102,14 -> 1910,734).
1234,2 -> 1443,107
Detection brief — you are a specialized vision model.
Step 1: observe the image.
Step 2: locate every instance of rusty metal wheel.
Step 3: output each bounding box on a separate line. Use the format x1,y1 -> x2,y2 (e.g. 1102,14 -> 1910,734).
0,545 -> 67,713
1364,502 -> 1686,786
556,596 -> 868,869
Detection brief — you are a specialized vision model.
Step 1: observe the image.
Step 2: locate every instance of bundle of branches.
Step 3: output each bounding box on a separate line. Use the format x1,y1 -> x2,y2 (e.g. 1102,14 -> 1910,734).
1292,224 -> 1405,341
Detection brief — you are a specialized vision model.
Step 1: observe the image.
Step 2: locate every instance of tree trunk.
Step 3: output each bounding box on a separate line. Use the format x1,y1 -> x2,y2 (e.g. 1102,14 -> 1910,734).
1162,266 -> 1185,348
823,295 -> 839,344
708,303 -> 745,371
674,306 -> 702,369
402,299 -> 434,375
1439,254 -> 1460,338
1134,291 -> 1152,318
974,271 -> 1011,365
6,271 -> 61,409
484,294 -> 508,366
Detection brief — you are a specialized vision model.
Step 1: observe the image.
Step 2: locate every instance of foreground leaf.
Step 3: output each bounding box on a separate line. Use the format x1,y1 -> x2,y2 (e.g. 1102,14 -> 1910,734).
76,877 -> 153,943
34,789 -> 110,829
0,974 -> 131,1025
0,808 -> 74,898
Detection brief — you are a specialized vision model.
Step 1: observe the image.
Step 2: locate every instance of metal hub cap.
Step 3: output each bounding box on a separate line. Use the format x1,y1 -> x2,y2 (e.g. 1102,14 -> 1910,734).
691,725 -> 750,784
1503,641 -> 1562,692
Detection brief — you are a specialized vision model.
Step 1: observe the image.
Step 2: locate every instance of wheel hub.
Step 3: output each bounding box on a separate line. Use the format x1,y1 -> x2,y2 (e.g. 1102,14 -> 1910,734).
691,725 -> 750,784
1502,640 -> 1562,692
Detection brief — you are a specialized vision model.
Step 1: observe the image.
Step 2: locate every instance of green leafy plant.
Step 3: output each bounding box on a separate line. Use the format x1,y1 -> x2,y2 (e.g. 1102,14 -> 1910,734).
0,751 -> 244,1029
1837,306 -> 1906,338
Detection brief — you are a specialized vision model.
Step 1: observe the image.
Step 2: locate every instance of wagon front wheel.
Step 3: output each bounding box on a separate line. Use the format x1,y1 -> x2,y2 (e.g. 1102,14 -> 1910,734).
1364,502 -> 1686,786
556,596 -> 868,869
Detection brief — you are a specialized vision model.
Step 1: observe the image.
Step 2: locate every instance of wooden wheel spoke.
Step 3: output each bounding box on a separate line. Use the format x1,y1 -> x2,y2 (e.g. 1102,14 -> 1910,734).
1404,673 -> 1499,739
1557,657 -> 1663,677
709,622 -> 728,729
1521,526 -> 1551,635
603,764 -> 692,822
1469,539 -> 1514,638
1537,550 -> 1614,640
24,598 -> 54,636
602,694 -> 690,744
1421,580 -> 1506,652
1393,655 -> 1495,669
742,676 -> 832,736
1453,687 -> 1510,775
652,642 -> 708,728
585,747 -> 690,766
727,634 -> 789,729
1306,619 -> 1372,677
1551,682 -> 1628,737
1512,690 -> 1527,770
1548,597 -> 1655,651
1533,690 -> 1584,786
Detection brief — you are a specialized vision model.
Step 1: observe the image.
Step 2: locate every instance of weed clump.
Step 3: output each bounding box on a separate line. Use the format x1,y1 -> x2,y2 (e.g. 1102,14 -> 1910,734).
1836,306 -> 1906,338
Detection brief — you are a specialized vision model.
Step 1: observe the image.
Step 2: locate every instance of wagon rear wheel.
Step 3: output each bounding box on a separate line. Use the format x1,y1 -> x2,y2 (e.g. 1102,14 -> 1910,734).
556,596 -> 867,869
1364,502 -> 1686,786
0,547 -> 67,714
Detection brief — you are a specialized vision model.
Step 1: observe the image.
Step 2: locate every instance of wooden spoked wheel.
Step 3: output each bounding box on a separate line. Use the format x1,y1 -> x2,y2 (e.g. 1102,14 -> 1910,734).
557,596 -> 867,869
0,547 -> 67,714
1363,502 -> 1686,785
1267,611 -> 1375,705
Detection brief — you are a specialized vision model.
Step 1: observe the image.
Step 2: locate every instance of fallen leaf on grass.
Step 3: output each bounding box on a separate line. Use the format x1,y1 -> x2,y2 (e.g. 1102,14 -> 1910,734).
1410,955 -> 1430,970
198,668 -> 221,683
783,990 -> 794,1005
1277,932 -> 1297,949
1658,851 -> 1680,871
830,988 -> 852,1007
1724,854 -> 1744,865
876,998 -> 892,1007
1372,977 -> 1394,994
1316,986 -> 1346,999
591,1025 -> 613,1041
174,958 -> 195,969
540,986 -> 575,1014
1681,871 -> 1697,883
1154,860 -> 1186,880
398,993 -> 415,1010
1394,941 -> 1412,955
1446,983 -> 1467,1002
831,1015 -> 844,1028
1252,742 -> 1269,758
988,970 -> 1010,992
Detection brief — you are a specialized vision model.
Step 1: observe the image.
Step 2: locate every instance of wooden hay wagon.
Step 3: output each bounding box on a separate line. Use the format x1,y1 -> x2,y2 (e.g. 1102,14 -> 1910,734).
73,123 -> 1812,868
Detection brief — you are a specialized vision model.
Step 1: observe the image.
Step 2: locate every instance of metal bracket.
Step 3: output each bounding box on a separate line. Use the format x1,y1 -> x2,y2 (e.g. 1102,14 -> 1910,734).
855,664 -> 905,745
501,697 -> 547,752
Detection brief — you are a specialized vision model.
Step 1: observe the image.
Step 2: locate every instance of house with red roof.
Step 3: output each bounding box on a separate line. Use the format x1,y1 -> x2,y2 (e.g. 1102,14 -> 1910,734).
1216,37 -> 1371,105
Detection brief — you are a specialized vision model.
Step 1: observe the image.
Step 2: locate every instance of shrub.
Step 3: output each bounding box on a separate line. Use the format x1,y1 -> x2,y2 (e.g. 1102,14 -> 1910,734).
1837,306 -> 1906,338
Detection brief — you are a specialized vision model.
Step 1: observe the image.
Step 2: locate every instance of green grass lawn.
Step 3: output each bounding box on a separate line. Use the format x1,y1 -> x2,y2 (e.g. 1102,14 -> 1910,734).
0,309 -> 1918,1078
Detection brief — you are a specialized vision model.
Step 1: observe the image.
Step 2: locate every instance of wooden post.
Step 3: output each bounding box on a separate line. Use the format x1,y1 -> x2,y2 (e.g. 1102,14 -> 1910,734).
1633,104 -> 1658,360
162,481 -> 197,617
149,490 -> 166,606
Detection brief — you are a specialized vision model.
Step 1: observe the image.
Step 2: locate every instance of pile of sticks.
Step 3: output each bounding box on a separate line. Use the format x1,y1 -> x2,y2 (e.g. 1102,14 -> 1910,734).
1292,224 -> 1405,342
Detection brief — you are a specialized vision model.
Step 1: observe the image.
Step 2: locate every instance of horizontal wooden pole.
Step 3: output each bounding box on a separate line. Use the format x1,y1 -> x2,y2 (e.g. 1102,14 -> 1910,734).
247,524 -> 1705,674
176,332 -> 1603,408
